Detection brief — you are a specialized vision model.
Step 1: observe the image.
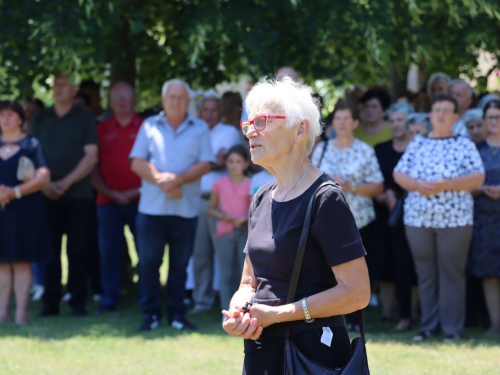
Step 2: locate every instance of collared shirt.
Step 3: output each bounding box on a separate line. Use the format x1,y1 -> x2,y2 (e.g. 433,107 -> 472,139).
129,112 -> 215,217
29,105 -> 98,200
201,122 -> 242,193
96,114 -> 144,205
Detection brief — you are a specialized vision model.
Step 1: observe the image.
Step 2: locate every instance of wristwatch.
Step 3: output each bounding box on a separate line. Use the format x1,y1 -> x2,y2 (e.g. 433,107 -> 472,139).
14,186 -> 22,199
301,298 -> 314,323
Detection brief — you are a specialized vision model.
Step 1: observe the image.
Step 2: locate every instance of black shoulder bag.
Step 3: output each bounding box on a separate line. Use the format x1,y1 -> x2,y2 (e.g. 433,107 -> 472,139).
284,182 -> 370,375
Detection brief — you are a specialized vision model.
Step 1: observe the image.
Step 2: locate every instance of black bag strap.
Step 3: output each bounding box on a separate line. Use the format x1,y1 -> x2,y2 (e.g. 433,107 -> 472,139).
284,181 -> 366,341
315,140 -> 328,168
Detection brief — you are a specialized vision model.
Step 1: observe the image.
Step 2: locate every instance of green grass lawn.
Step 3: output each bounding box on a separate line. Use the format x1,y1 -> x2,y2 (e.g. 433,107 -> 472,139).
1,229 -> 498,374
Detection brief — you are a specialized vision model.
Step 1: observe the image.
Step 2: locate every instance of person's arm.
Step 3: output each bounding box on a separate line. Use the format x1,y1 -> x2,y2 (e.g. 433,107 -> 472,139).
439,172 -> 485,192
208,191 -> 234,222
247,257 -> 370,328
222,255 -> 262,340
393,171 -> 419,191
91,165 -> 129,205
0,167 -> 50,205
54,144 -> 98,194
345,181 -> 384,197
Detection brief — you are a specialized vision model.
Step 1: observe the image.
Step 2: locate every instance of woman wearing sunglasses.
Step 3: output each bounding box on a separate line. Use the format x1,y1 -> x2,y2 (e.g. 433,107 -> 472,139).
221,77 -> 370,374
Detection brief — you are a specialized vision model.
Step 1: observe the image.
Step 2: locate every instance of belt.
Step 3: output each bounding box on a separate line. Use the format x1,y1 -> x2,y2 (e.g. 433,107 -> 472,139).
201,192 -> 211,200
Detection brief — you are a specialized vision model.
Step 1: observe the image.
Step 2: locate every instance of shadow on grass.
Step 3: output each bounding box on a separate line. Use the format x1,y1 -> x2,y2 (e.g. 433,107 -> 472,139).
1,292 -> 499,348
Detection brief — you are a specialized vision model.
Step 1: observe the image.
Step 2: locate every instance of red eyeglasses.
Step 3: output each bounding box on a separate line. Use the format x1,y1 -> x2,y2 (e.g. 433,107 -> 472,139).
240,115 -> 287,135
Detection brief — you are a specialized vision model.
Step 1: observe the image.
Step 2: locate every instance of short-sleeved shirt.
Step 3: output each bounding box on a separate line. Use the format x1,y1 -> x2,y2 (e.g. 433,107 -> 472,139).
354,123 -> 393,147
394,135 -> 484,228
244,174 -> 366,308
211,176 -> 251,237
200,122 -> 242,193
96,114 -> 143,205
129,112 -> 215,217
249,170 -> 275,196
311,139 -> 384,229
30,105 -> 99,200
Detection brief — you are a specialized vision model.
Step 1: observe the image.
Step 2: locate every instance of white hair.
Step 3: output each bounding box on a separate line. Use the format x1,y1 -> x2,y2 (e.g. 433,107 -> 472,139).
462,109 -> 483,125
387,102 -> 415,118
476,94 -> 500,111
245,77 -> 321,153
427,72 -> 451,96
406,113 -> 432,130
161,79 -> 192,98
449,79 -> 473,99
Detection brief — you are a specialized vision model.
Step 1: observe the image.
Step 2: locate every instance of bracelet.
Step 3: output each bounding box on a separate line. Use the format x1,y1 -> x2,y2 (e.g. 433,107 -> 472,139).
14,186 -> 22,199
242,302 -> 253,314
301,297 -> 314,323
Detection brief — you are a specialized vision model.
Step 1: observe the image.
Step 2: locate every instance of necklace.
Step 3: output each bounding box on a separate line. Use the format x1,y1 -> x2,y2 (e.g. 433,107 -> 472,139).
279,163 -> 311,202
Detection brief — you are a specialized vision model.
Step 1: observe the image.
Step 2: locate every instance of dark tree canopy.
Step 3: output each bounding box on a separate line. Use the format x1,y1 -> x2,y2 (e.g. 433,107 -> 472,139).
1,0 -> 499,106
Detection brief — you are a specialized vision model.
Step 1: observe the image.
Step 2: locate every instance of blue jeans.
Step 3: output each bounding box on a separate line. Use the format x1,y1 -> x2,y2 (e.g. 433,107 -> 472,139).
97,204 -> 138,306
136,213 -> 198,323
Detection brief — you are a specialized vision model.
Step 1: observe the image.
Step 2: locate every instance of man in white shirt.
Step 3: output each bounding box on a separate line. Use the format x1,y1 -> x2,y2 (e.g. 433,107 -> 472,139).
449,79 -> 473,136
190,96 -> 242,313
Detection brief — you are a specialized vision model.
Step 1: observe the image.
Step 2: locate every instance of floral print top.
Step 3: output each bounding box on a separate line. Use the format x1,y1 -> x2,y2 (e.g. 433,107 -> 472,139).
311,138 -> 384,229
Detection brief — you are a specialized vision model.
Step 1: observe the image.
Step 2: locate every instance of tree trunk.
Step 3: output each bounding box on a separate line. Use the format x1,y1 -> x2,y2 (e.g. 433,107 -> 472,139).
388,62 -> 408,102
109,19 -> 136,87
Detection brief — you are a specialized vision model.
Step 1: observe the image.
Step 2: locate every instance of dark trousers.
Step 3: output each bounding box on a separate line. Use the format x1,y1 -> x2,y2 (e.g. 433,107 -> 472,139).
391,228 -> 417,319
97,204 -> 138,306
43,197 -> 94,309
136,213 -> 197,323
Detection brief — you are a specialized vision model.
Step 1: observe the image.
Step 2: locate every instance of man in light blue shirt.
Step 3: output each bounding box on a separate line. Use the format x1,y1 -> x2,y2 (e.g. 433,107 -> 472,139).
130,79 -> 214,331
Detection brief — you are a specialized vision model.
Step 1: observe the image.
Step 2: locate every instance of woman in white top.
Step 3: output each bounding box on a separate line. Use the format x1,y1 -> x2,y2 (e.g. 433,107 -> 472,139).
311,100 -> 383,329
394,94 -> 484,342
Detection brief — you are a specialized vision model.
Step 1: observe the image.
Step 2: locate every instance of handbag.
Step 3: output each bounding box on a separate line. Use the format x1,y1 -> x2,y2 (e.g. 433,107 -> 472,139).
16,156 -> 35,182
387,194 -> 406,229
284,181 -> 370,375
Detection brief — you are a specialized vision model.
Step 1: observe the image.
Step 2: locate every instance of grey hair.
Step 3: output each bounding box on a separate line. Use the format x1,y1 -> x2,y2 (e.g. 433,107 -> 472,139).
449,79 -> 473,99
461,109 -> 483,125
406,113 -> 432,130
387,102 -> 415,118
161,79 -> 192,98
427,72 -> 451,96
200,94 -> 221,106
476,94 -> 500,111
245,76 -> 321,153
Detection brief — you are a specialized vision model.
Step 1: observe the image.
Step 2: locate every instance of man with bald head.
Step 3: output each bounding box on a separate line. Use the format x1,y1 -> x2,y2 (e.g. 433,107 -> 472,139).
130,79 -> 214,331
92,82 -> 143,313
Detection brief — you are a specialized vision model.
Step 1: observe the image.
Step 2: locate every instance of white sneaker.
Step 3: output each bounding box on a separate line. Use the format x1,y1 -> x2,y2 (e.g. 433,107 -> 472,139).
93,294 -> 101,302
369,293 -> 379,307
32,285 -> 44,301
61,292 -> 72,302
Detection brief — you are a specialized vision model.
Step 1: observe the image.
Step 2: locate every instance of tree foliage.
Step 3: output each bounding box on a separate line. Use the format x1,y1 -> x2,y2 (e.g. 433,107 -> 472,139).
1,0 -> 500,106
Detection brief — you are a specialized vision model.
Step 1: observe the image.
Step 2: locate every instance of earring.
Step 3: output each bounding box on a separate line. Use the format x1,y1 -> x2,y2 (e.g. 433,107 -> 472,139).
294,140 -> 297,144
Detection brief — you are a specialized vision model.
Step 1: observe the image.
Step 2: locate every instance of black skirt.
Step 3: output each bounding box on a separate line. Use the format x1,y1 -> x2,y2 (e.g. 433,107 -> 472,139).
0,192 -> 53,264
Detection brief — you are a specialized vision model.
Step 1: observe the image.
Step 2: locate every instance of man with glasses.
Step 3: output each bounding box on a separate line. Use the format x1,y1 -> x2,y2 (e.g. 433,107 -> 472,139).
449,79 -> 474,136
92,82 -> 143,314
130,79 -> 214,331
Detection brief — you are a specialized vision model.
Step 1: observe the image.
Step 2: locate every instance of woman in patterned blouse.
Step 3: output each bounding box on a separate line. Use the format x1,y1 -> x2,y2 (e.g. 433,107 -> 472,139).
311,100 -> 383,330
394,94 -> 485,343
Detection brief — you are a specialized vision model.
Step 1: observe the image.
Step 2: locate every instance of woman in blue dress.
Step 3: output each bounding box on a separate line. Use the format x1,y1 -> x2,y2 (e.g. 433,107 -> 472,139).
0,101 -> 52,325
468,99 -> 500,335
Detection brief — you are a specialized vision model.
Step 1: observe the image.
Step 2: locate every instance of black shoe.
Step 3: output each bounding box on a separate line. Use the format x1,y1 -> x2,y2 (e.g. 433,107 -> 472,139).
138,314 -> 161,331
95,303 -> 118,314
72,307 -> 89,317
170,318 -> 197,331
37,305 -> 60,317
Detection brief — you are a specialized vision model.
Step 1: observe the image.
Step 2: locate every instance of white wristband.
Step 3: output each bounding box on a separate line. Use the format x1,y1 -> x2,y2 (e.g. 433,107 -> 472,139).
14,186 -> 22,199
301,297 -> 314,323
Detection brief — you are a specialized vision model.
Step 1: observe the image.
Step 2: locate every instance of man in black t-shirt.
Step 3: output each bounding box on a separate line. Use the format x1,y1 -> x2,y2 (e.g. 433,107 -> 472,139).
30,73 -> 99,317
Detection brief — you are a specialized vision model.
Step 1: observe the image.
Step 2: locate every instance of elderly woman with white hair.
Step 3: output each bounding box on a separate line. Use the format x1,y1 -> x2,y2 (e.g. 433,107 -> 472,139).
406,113 -> 432,138
463,109 -> 487,144
372,102 -> 418,330
221,78 -> 370,374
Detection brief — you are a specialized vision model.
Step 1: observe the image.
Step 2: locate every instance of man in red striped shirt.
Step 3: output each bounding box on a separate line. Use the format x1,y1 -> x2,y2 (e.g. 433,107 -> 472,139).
92,82 -> 143,313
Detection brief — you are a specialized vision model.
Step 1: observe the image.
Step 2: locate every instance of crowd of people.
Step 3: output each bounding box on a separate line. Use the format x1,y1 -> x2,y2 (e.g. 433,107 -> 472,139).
0,68 -> 499,343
